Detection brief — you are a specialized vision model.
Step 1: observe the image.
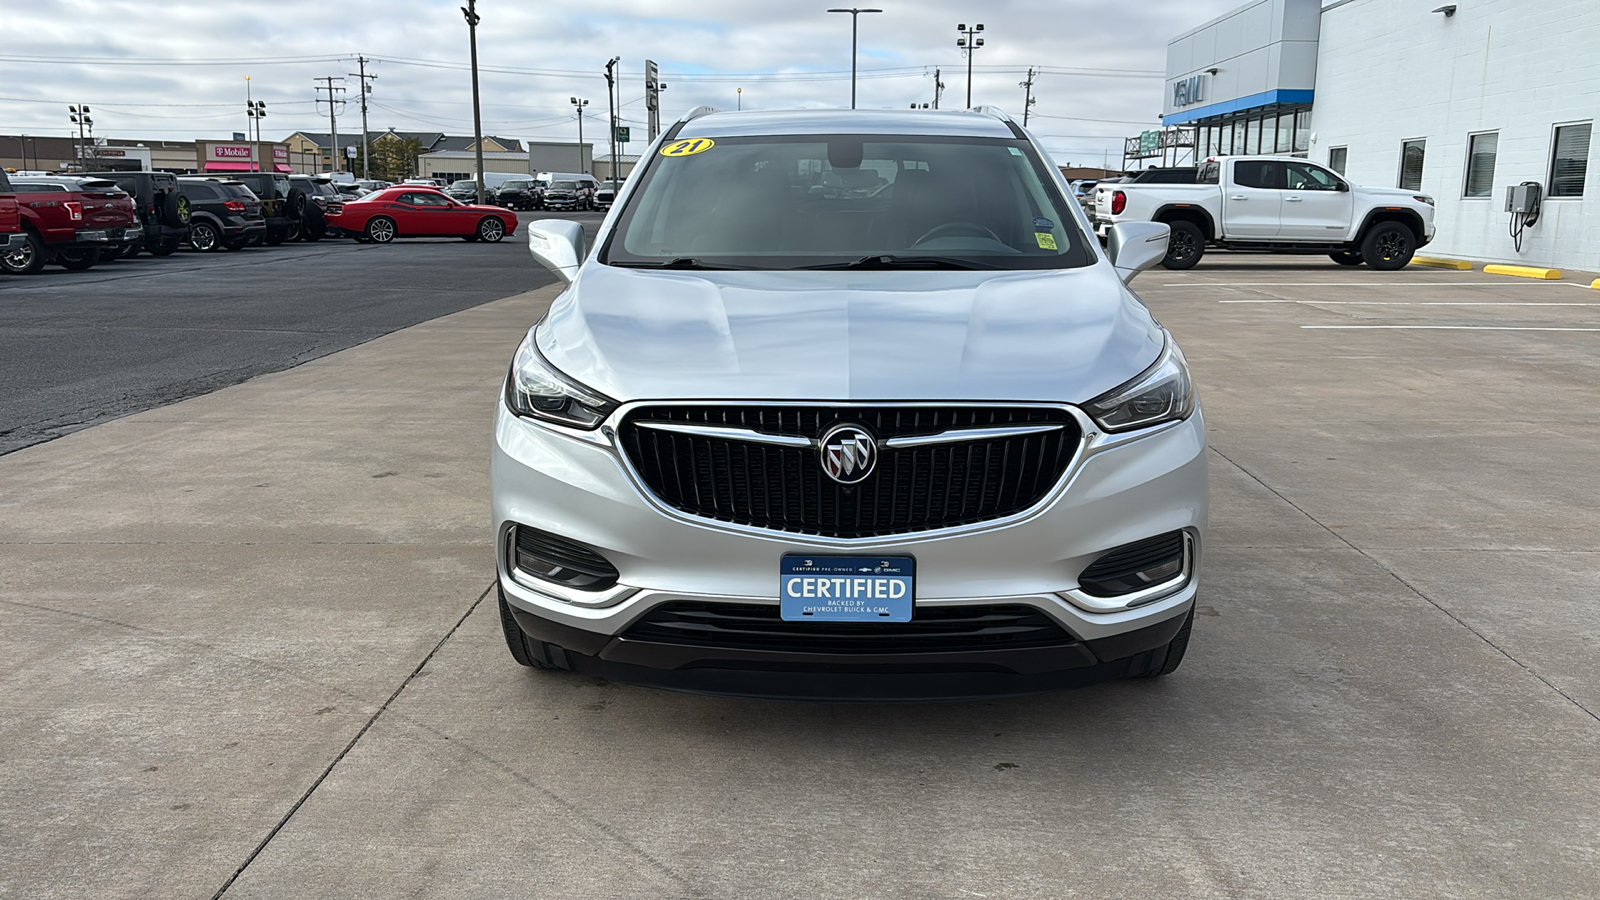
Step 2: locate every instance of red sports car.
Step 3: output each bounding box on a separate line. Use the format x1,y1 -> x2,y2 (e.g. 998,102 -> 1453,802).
327,186 -> 518,244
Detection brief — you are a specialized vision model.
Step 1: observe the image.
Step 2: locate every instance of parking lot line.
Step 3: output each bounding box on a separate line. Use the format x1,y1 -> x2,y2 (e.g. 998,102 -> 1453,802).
1301,325 -> 1600,331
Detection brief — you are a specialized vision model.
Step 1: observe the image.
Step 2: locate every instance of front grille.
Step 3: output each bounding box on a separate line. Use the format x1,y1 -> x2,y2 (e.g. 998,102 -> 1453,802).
512,524 -> 619,591
618,405 -> 1081,538
1077,531 -> 1186,597
624,602 -> 1075,654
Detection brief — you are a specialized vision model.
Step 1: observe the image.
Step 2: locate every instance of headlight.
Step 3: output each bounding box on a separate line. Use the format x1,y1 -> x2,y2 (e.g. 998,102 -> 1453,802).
504,330 -> 617,430
1413,195 -> 1435,206
1084,334 -> 1196,433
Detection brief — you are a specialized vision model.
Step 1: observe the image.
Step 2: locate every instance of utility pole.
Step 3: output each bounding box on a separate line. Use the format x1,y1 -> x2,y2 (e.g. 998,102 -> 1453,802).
933,68 -> 944,109
605,57 -> 620,198
314,76 -> 345,174
956,23 -> 985,108
462,1 -> 486,204
1019,66 -> 1037,126
645,60 -> 664,141
350,56 -> 376,181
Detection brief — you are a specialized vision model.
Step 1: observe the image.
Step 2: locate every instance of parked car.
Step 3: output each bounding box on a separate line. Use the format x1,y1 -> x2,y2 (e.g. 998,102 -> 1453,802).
592,181 -> 617,209
325,186 -> 517,243
286,175 -> 344,240
0,169 -> 25,265
175,178 -> 265,251
189,173 -> 299,245
1093,155 -> 1437,269
401,177 -> 446,189
444,173 -> 523,206
495,177 -> 541,211
540,176 -> 595,211
2,175 -> 139,274
497,107 -> 1202,700
85,170 -> 190,257
356,179 -> 393,193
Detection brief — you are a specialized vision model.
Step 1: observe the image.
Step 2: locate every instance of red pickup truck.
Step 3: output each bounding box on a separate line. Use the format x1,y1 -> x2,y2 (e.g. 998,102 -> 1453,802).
0,174 -> 140,274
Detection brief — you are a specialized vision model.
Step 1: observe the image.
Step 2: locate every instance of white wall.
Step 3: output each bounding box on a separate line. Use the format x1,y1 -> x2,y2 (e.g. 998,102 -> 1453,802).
1312,0 -> 1599,271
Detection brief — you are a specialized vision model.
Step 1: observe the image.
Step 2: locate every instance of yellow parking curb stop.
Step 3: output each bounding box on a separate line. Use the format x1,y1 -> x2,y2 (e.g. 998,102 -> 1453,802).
1411,257 -> 1473,270
1483,264 -> 1562,280
1590,278 -> 1600,290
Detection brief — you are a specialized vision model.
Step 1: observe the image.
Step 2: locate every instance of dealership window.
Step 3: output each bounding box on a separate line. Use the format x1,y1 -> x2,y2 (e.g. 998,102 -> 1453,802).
1398,139 -> 1426,191
1328,147 -> 1348,175
1548,122 -> 1591,198
1275,113 -> 1294,153
1463,131 -> 1498,198
1260,117 -> 1277,157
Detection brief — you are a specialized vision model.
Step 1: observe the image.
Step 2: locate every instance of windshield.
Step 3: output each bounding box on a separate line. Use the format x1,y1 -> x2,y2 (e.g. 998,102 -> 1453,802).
550,181 -> 579,190
503,180 -> 531,190
602,133 -> 1093,270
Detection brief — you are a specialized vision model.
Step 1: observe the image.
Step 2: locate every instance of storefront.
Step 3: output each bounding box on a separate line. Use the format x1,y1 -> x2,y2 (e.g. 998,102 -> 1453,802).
197,141 -> 292,174
1161,0 -> 1320,160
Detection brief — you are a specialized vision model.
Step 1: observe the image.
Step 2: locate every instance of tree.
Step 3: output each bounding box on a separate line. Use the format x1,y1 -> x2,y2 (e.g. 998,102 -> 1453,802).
366,138 -> 424,182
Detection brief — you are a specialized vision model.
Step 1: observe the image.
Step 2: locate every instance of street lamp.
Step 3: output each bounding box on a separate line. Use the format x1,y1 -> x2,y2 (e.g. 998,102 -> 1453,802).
737,87 -> 742,111
246,76 -> 267,173
956,23 -> 984,108
69,105 -> 93,171
570,97 -> 590,174
827,7 -> 882,110
462,0 -> 486,204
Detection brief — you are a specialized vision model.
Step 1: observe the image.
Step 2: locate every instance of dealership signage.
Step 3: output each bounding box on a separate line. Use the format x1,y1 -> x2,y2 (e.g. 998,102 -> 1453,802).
1171,74 -> 1205,108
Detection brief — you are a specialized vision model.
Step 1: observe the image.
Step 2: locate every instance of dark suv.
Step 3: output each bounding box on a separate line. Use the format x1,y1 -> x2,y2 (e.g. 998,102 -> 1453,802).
175,178 -> 266,251
496,177 -> 540,211
286,175 -> 343,240
206,172 -> 298,244
85,170 -> 190,257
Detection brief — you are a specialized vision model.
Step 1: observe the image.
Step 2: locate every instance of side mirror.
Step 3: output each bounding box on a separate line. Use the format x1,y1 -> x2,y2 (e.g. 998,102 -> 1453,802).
526,218 -> 587,284
1106,221 -> 1170,284
1337,180 -> 1350,192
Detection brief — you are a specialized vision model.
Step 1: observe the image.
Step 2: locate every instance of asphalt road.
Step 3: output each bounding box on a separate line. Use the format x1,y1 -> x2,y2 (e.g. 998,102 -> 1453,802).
0,214 -> 600,456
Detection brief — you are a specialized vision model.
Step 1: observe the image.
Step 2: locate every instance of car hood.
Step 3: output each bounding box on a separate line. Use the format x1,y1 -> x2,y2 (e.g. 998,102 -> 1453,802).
1357,185 -> 1426,202
536,262 -> 1164,403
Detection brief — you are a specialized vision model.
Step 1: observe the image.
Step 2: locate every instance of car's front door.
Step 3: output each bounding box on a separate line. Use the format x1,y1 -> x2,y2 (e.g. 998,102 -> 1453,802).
407,191 -> 462,235
1277,162 -> 1355,240
1221,160 -> 1283,238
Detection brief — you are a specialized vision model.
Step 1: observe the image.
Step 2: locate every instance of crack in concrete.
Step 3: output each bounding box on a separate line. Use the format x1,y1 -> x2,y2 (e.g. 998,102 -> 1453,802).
1208,444 -> 1600,726
208,582 -> 495,900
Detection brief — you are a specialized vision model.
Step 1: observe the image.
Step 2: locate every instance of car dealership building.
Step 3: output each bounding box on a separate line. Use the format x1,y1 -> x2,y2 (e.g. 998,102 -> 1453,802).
1161,0 -> 1597,271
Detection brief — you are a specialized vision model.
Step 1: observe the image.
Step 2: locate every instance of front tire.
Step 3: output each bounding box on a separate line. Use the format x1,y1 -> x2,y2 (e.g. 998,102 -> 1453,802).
497,588 -> 559,670
1159,219 -> 1205,270
149,237 -> 180,257
476,216 -> 506,243
189,221 -> 221,252
1,232 -> 47,275
1135,609 -> 1194,678
364,216 -> 397,244
1361,221 -> 1416,271
1330,250 -> 1364,266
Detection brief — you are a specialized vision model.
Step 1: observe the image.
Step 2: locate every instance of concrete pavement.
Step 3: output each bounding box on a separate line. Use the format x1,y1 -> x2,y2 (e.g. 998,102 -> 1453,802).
2,259 -> 1598,898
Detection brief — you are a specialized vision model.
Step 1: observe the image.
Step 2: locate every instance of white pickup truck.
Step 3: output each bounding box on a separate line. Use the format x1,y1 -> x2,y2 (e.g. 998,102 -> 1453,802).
1094,156 -> 1436,271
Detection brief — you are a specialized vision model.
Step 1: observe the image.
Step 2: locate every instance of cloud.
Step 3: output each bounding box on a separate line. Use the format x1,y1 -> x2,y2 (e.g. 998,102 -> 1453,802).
1,0 -> 1245,165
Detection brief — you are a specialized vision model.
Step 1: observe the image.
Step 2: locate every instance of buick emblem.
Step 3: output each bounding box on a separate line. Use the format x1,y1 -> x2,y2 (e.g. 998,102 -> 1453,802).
818,424 -> 877,484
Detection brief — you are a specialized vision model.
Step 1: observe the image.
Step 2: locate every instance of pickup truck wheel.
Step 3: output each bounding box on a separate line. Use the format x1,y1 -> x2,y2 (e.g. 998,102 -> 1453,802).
100,243 -> 126,262
264,228 -> 286,246
1330,250 -> 1364,266
1,232 -> 47,275
55,246 -> 101,271
189,221 -> 221,252
476,217 -> 506,243
1361,222 -> 1416,270
1159,220 -> 1205,270
364,216 -> 397,244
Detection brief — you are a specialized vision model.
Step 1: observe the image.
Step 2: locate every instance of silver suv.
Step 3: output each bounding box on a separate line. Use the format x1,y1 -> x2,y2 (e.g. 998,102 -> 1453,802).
494,108 -> 1206,700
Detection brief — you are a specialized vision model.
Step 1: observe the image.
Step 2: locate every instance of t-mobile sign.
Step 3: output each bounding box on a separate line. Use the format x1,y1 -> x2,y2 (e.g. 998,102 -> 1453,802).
213,145 -> 252,159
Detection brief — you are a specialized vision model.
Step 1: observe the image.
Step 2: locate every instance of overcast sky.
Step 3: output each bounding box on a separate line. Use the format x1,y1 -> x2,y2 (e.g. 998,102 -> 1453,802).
3,0 -> 1245,166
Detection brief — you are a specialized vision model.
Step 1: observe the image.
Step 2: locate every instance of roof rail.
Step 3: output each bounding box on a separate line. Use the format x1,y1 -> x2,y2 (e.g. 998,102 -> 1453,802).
969,105 -> 1013,123
681,106 -> 721,123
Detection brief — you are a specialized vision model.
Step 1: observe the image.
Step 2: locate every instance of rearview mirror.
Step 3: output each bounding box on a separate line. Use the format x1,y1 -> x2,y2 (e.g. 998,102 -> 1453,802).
1106,222 -> 1170,284
526,219 -> 587,284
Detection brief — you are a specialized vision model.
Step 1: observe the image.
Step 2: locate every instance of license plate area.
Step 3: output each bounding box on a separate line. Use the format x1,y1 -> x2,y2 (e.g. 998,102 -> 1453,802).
780,555 -> 915,623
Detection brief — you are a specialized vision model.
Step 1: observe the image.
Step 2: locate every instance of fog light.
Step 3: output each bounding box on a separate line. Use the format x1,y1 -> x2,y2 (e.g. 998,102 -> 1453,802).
511,525 -> 619,591
1078,531 -> 1187,598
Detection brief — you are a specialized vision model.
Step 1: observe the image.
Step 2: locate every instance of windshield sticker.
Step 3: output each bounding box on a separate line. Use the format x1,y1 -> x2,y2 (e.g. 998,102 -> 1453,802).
660,138 -> 715,157
1034,232 -> 1058,250
1032,217 -> 1053,229
1008,146 -> 1023,156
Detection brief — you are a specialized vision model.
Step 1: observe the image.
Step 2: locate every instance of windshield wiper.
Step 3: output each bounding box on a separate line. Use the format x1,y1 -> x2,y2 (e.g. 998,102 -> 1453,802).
609,257 -> 738,270
800,255 -> 997,271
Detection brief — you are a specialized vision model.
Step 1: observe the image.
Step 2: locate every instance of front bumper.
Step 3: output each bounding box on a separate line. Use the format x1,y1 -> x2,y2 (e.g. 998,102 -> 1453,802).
492,402 -> 1208,697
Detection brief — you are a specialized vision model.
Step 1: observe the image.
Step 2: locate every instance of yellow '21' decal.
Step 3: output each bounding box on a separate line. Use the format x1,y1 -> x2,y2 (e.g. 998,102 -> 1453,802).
660,138 -> 715,157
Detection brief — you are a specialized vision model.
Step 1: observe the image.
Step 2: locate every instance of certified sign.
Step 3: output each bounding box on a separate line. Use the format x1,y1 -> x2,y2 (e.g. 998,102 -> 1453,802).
780,555 -> 915,623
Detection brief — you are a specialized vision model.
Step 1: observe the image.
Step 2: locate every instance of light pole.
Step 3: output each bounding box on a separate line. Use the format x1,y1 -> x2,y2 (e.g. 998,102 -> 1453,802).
605,57 -> 620,199
956,23 -> 984,108
69,105 -> 92,171
736,87 -> 742,110
462,0 -> 486,204
246,77 -> 266,173
827,7 -> 882,109
570,97 -> 589,174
